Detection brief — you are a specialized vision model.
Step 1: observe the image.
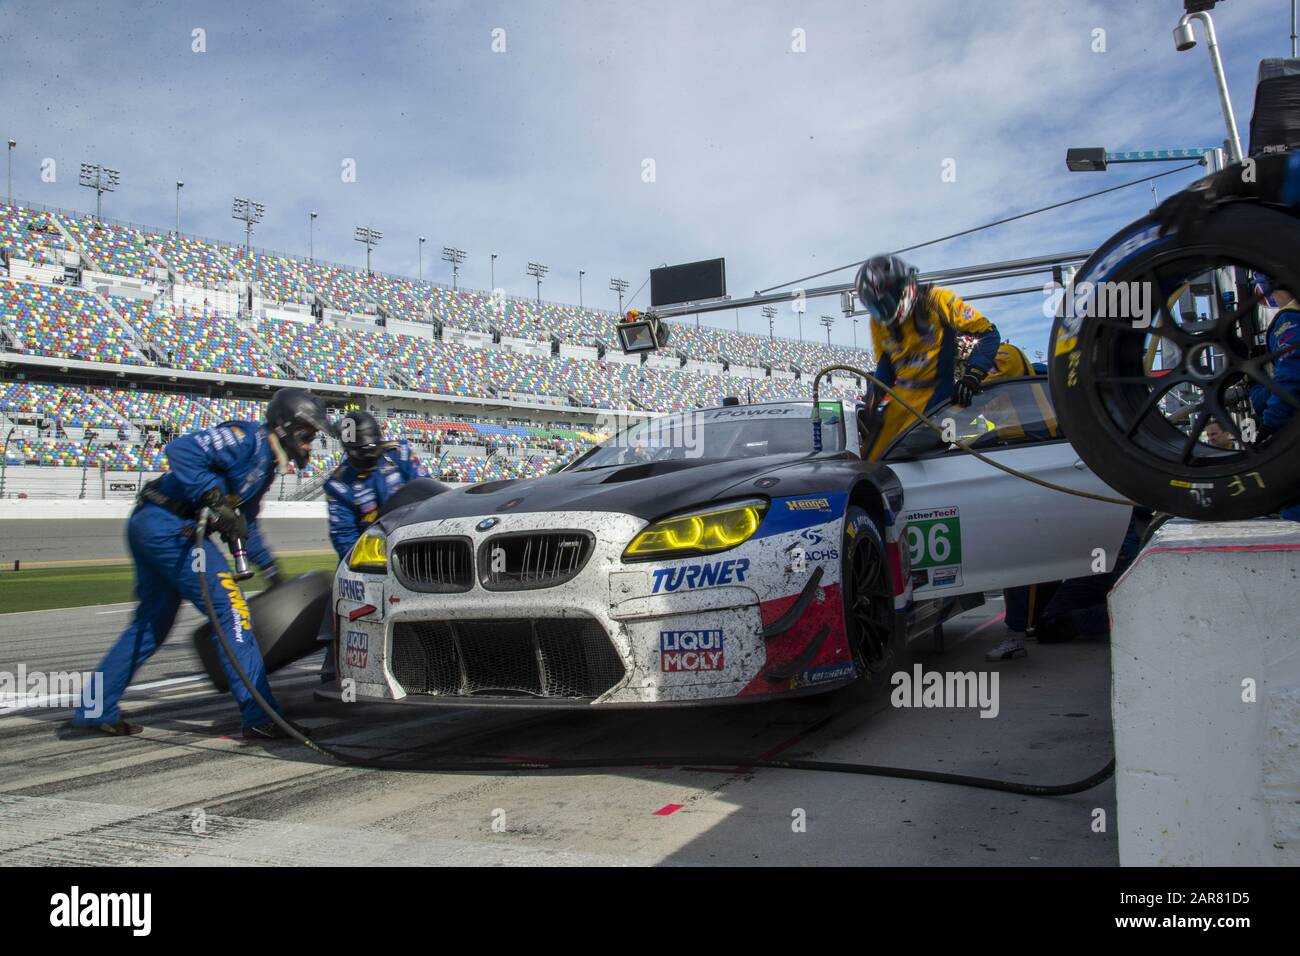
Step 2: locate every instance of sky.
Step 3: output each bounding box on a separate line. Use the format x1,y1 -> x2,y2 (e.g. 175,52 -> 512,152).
0,0 -> 1280,354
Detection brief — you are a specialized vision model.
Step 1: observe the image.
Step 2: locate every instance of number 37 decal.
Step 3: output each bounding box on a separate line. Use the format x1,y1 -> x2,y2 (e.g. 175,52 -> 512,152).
903,506 -> 963,591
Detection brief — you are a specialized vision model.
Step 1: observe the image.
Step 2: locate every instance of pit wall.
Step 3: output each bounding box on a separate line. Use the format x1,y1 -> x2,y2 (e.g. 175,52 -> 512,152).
1109,519 -> 1300,866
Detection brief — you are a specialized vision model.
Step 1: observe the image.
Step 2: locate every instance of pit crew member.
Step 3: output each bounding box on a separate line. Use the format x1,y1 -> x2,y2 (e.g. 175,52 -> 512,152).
856,254 -> 1002,459
66,388 -> 331,739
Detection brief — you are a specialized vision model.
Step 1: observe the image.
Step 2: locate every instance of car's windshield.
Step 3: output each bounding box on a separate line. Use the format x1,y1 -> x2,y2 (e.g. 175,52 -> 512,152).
571,402 -> 844,470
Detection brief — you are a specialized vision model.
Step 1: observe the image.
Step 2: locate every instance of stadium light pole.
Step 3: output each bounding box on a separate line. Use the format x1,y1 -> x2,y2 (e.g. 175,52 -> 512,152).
79,163 -> 121,220
762,305 -> 776,340
820,315 -> 835,345
231,197 -> 265,251
491,253 -> 498,290
442,246 -> 466,290
174,181 -> 184,234
309,211 -> 317,260
6,140 -> 15,204
609,277 -> 628,314
418,236 -> 426,281
354,225 -> 383,274
578,270 -> 585,308
527,261 -> 548,303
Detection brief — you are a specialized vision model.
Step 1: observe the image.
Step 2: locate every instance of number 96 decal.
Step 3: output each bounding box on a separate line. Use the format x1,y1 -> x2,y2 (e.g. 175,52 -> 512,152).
903,506 -> 963,591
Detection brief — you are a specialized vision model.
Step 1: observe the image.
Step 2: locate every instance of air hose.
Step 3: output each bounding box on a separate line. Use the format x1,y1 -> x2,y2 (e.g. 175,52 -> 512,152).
191,513 -> 1115,795
810,363 -> 1135,506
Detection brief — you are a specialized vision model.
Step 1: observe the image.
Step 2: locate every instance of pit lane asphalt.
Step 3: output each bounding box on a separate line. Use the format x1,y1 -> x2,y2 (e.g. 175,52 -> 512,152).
0,596 -> 1117,866
0,519 -> 330,566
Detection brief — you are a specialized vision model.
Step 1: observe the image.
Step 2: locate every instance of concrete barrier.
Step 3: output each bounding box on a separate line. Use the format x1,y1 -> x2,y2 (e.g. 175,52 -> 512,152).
1109,518 -> 1300,866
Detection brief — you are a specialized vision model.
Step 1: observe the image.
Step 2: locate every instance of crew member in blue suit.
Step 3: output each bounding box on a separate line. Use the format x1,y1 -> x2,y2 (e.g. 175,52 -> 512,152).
66,388 -> 332,739
319,410 -> 429,680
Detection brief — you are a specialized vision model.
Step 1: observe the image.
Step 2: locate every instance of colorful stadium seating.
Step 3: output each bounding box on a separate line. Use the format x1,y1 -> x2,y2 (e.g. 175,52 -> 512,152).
0,204 -> 68,264
60,216 -> 159,279
0,279 -> 144,365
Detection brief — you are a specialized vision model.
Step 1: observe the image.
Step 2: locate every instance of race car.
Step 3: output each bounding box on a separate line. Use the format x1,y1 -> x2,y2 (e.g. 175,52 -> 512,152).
326,383 -> 1131,707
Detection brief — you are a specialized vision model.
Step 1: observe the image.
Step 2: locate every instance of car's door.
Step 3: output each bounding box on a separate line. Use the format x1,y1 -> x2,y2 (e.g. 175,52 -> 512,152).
881,377 -> 1132,598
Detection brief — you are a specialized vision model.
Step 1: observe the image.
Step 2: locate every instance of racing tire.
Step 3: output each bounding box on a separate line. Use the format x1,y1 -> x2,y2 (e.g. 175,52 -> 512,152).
841,506 -> 895,675
1049,203 -> 1300,520
192,571 -> 332,693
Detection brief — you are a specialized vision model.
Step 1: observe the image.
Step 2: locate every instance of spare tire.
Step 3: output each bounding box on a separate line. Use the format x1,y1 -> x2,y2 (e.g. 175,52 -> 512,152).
1048,202 -> 1300,520
192,571 -> 332,692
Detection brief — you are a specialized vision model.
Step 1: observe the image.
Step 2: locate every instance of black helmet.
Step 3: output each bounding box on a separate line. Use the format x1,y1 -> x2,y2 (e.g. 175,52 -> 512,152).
855,254 -> 918,339
338,409 -> 386,471
266,388 -> 331,469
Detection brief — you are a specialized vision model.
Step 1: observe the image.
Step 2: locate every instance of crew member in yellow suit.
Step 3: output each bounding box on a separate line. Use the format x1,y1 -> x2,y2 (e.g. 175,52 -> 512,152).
986,341 -> 1035,381
856,255 -> 1002,459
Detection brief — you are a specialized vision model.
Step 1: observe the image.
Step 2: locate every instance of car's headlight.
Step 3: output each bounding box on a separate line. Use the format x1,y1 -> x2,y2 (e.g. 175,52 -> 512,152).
624,498 -> 768,561
348,528 -> 388,573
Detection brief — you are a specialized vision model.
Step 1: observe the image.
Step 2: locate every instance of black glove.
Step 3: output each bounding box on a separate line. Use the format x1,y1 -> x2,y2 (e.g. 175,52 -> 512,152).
200,489 -> 247,543
261,561 -> 285,589
952,369 -> 986,408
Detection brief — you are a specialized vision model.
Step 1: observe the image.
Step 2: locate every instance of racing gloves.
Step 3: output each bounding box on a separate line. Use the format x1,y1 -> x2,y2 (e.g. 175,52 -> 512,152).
953,368 -> 986,408
201,488 -> 248,544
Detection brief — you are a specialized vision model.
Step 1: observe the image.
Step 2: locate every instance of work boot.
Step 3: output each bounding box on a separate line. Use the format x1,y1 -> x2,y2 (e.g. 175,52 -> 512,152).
60,718 -> 143,738
242,721 -> 291,740
985,637 -> 1028,661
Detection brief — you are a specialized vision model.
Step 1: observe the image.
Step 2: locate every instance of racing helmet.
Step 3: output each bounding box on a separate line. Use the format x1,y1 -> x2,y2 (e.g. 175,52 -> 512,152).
338,409 -> 386,471
266,388 -> 332,470
855,254 -> 919,339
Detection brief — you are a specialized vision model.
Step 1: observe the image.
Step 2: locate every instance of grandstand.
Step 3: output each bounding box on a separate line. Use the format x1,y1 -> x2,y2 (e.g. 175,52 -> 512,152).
0,196 -> 871,497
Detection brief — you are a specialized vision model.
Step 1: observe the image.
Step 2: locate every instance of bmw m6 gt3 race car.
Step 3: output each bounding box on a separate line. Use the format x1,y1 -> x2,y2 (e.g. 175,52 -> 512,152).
327,383 -> 1131,707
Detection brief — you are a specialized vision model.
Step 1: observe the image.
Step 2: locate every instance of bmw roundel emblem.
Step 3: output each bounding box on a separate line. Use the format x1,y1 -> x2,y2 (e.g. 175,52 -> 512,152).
476,517 -> 499,531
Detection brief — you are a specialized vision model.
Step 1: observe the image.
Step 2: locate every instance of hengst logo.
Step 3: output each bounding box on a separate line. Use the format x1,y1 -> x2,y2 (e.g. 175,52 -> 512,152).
660,630 -> 724,671
651,558 -> 749,593
785,497 -> 831,512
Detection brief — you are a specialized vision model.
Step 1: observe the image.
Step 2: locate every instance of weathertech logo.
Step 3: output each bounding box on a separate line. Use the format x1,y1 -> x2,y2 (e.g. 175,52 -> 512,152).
785,497 -> 831,512
660,630 -> 724,671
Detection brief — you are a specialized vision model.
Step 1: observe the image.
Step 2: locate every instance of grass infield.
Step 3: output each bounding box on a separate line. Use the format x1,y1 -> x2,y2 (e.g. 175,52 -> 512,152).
0,553 -> 339,615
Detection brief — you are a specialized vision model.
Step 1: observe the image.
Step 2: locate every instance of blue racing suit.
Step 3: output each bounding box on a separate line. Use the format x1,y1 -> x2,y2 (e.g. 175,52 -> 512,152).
1250,305 -> 1300,520
324,440 -> 429,559
74,421 -> 282,730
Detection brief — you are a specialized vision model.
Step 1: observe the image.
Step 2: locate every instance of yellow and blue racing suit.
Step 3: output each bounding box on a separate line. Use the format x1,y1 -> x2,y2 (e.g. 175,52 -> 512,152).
866,285 -> 1001,459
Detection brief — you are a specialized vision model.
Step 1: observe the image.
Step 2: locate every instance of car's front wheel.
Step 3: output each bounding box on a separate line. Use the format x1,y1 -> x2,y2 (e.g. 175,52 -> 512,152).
841,506 -> 895,674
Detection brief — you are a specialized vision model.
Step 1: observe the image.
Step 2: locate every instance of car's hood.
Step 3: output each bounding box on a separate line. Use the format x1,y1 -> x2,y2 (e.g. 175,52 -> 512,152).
385,453 -> 825,527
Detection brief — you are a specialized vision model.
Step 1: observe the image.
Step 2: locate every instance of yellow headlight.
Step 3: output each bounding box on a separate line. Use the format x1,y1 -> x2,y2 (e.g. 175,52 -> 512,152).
624,499 -> 768,560
348,528 -> 388,572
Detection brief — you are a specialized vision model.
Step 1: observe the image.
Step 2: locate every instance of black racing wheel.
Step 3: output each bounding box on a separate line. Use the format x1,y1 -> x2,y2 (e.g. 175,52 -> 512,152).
841,506 -> 895,674
1049,203 -> 1300,520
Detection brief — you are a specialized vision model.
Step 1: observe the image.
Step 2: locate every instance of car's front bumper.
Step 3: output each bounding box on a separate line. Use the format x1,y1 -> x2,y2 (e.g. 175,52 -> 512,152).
332,504 -> 860,708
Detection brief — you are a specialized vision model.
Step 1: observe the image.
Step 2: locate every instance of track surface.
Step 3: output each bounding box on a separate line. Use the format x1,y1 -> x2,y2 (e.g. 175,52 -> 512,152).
0,595 -> 1117,866
0,519 -> 329,566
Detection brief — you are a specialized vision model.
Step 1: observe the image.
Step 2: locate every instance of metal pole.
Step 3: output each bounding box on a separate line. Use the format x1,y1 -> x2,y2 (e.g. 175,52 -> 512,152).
579,271 -> 584,308
1178,12 -> 1244,163
649,248 -> 1093,322
491,253 -> 497,290
175,181 -> 183,233
6,141 -> 14,204
309,212 -> 317,260
1293,0 -> 1297,57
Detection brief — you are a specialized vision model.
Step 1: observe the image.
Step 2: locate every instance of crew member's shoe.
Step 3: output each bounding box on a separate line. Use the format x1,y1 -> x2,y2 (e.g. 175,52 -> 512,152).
985,637 -> 1028,661
242,721 -> 291,740
60,719 -> 143,738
